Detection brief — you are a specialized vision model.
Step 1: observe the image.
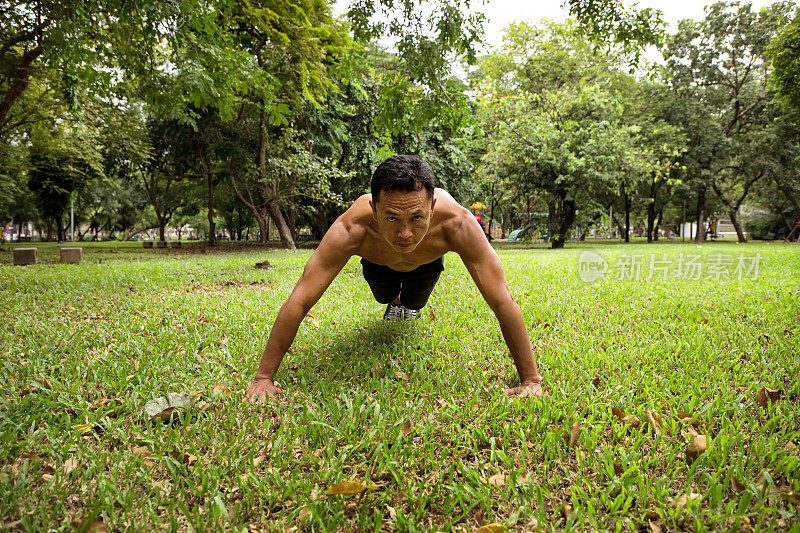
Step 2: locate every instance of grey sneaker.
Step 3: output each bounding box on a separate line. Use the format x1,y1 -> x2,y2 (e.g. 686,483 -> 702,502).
403,307 -> 421,320
383,302 -> 404,321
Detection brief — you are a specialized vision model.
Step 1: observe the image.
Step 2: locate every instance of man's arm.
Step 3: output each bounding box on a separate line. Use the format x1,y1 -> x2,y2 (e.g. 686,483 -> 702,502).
450,213 -> 544,397
245,220 -> 356,401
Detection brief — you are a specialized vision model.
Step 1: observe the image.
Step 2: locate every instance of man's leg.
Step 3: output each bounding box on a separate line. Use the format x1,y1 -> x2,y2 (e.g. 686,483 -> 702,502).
361,259 -> 404,320
398,257 -> 444,316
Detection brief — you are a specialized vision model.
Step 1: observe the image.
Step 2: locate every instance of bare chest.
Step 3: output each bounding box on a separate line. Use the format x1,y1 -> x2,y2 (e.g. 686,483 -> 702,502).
357,229 -> 451,271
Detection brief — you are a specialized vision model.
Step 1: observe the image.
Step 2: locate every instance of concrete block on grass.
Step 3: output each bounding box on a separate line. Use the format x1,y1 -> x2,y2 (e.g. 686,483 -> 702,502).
170,241 -> 182,249
156,241 -> 167,249
143,241 -> 154,248
13,248 -> 38,265
60,247 -> 83,263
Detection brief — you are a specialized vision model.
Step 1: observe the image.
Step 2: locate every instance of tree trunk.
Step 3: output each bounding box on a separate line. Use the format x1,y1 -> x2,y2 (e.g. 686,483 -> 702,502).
622,185 -> 631,243
230,172 -> 268,244
207,172 -> 216,245
694,187 -> 706,244
647,200 -> 656,243
267,201 -> 295,250
729,210 -> 746,243
549,194 -> 577,249
257,110 -> 294,250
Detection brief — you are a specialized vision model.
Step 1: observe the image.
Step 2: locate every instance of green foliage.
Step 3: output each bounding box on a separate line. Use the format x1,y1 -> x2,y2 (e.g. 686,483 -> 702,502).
768,7 -> 800,115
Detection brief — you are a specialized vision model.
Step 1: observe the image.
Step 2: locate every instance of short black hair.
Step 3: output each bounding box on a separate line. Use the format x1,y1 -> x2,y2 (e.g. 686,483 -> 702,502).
370,155 -> 435,204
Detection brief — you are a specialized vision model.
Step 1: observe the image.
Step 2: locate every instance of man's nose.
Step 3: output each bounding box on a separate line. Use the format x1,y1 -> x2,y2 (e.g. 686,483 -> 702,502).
398,224 -> 413,238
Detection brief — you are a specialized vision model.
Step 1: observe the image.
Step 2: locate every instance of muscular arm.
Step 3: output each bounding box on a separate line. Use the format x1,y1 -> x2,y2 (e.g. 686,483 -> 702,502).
449,212 -> 543,396
246,220 -> 356,400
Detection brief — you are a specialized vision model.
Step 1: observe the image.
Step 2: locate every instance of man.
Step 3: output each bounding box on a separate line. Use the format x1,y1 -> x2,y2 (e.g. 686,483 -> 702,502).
245,155 -> 544,400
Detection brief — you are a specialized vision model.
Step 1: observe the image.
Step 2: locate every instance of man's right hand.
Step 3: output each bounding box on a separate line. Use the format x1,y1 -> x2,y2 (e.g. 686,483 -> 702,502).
245,377 -> 282,402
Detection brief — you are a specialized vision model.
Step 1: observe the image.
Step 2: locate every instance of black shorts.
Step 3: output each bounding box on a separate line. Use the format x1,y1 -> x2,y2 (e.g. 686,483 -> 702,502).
361,256 -> 444,310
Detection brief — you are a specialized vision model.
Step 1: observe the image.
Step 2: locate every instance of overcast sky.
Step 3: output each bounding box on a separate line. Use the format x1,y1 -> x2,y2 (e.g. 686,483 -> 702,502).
334,0 -> 787,51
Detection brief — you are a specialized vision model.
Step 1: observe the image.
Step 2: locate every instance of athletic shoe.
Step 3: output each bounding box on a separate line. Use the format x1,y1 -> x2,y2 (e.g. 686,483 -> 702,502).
383,302 -> 404,322
403,307 -> 421,320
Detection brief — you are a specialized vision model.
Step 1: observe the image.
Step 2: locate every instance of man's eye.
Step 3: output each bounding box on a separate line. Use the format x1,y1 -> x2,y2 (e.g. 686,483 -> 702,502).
386,217 -> 396,222
413,215 -> 423,220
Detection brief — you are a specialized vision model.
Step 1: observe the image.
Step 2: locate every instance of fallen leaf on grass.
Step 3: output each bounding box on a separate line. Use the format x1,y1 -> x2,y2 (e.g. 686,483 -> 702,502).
473,524 -> 507,533
563,420 -> 580,447
212,384 -> 230,397
401,421 -> 412,436
644,510 -> 660,520
323,480 -> 380,495
645,410 -> 669,436
731,476 -> 746,494
611,407 -> 641,428
63,457 -> 80,476
488,474 -> 506,488
387,505 -> 397,519
394,372 -> 411,381
671,493 -> 702,507
169,451 -> 197,465
144,393 -> 196,422
298,507 -> 311,521
252,455 -> 267,467
73,423 -> 102,435
685,435 -> 707,463
591,376 -> 601,387
755,387 -> 781,409
473,508 -> 486,524
781,491 -> 799,504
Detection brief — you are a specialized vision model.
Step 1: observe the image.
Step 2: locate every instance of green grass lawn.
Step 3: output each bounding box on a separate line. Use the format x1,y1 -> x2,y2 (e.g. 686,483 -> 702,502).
1,242 -> 798,532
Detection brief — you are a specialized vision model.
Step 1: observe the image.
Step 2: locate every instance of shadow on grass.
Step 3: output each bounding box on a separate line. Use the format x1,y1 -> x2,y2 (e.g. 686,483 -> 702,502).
294,318 -> 420,386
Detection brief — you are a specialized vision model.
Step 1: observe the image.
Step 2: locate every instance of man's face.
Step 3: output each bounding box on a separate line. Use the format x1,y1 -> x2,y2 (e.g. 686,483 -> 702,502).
370,188 -> 436,253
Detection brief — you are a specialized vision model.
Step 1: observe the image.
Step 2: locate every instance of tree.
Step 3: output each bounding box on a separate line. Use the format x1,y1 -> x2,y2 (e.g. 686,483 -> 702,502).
663,1 -> 794,243
768,6 -> 800,115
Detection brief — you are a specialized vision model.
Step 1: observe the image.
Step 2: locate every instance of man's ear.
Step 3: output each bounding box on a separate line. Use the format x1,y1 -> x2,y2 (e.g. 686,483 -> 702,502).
369,199 -> 377,220
430,197 -> 437,214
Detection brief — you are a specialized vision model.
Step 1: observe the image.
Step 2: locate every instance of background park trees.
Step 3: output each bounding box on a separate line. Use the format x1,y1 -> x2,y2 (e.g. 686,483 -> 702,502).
1,0 -> 798,248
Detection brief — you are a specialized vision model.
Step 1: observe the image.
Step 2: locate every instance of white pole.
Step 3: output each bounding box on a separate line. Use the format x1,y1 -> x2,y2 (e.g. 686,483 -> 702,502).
70,198 -> 74,241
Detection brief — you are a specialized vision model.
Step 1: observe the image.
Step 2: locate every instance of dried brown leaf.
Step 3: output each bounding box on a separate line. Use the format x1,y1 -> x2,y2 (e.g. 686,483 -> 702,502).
591,376 -> 601,387
212,384 -> 230,397
169,451 -> 197,465
323,480 -> 380,495
252,455 -> 267,467
644,510 -> 660,520
298,506 -> 311,521
386,505 -> 397,519
781,491 -> 799,504
564,420 -> 580,447
755,387 -> 781,409
401,421 -> 412,436
623,415 -> 641,428
645,410 -> 668,436
612,406 -> 626,419
685,434 -> 707,463
473,508 -> 486,524
488,474 -> 505,488
672,493 -> 702,507
63,457 -> 79,476
731,476 -> 746,494
394,372 -> 411,381
473,524 -> 507,533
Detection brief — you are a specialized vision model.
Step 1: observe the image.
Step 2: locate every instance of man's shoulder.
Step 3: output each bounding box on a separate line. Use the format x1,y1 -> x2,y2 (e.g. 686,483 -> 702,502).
323,195 -> 371,250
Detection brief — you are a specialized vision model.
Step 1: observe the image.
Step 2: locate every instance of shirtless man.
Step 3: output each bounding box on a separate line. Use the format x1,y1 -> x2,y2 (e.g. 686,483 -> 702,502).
245,155 -> 544,401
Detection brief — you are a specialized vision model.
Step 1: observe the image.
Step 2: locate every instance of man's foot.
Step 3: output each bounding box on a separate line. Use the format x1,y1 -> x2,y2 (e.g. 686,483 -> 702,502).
403,307 -> 421,320
383,302 -> 404,321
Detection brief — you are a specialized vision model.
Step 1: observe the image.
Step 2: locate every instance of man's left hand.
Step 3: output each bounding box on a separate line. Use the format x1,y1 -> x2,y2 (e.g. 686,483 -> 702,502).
505,381 -> 544,398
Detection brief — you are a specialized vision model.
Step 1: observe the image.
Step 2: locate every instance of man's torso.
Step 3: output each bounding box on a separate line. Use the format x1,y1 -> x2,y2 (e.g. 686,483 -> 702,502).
338,189 -> 469,272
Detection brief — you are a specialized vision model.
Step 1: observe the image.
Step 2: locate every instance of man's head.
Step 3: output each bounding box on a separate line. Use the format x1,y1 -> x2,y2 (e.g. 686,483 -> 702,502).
369,155 -> 437,254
